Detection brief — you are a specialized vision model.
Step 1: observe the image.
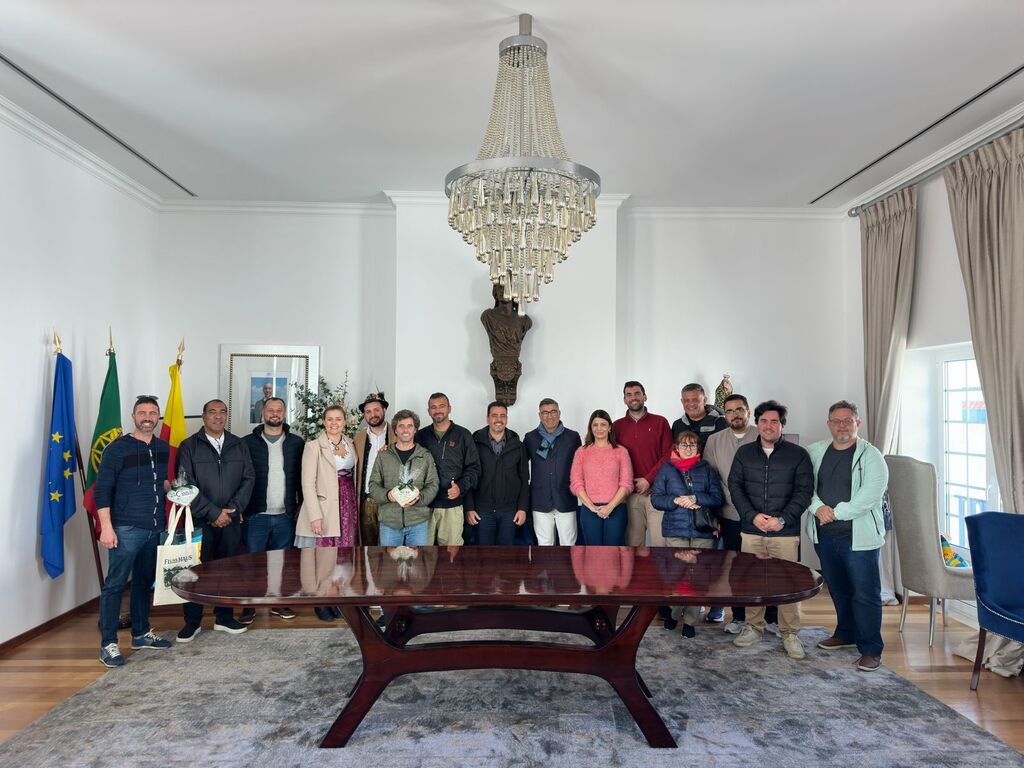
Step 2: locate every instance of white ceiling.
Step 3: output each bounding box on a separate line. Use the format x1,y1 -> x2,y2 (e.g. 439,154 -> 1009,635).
1,0 -> 1022,207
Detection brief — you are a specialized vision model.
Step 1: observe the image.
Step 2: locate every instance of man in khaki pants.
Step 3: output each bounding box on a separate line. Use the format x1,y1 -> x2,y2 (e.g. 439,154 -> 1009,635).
727,400 -> 814,659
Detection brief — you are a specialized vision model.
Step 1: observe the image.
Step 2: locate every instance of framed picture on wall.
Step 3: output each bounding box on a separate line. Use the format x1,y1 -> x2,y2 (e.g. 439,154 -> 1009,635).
218,344 -> 320,436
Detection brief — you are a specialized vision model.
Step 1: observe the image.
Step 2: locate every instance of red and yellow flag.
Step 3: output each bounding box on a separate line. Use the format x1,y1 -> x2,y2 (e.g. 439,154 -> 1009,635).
160,362 -> 187,488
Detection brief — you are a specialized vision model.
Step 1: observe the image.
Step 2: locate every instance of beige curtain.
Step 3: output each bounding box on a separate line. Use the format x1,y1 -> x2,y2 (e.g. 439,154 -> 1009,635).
944,127 -> 1024,514
860,187 -> 919,604
861,186 -> 918,453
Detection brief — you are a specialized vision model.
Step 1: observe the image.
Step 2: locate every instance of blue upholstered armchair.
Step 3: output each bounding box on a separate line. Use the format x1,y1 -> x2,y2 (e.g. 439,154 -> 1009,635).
965,512 -> 1024,691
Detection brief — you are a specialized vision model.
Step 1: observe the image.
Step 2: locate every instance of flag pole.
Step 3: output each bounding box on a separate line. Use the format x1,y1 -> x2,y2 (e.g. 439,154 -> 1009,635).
61,331 -> 106,590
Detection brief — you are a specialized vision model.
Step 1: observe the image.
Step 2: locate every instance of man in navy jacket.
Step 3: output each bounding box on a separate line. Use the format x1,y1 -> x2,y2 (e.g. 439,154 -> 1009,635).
523,398 -> 582,545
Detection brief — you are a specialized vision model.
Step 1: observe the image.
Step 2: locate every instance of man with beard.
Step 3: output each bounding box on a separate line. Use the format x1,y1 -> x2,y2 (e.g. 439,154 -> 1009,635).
704,393 -> 778,634
239,396 -> 304,622
415,392 -> 481,545
175,399 -> 255,642
94,396 -> 174,667
465,402 -> 530,545
805,401 -> 888,672
613,381 -> 673,547
353,392 -> 396,546
672,383 -> 727,451
729,400 -> 814,659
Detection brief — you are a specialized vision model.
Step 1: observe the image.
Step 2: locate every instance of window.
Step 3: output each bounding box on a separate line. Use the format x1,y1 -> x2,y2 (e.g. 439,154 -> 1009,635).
901,343 -> 1001,548
941,358 -> 991,546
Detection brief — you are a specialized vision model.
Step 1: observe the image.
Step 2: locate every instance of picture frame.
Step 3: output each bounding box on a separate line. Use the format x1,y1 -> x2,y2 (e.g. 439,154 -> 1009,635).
218,344 -> 320,436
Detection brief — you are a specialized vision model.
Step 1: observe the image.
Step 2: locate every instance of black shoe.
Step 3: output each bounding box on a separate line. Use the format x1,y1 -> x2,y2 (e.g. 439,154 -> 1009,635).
238,608 -> 256,625
176,625 -> 201,643
681,624 -> 696,638
657,606 -> 671,621
315,607 -> 335,622
330,606 -> 343,619
663,618 -> 679,631
271,606 -> 296,620
213,618 -> 248,635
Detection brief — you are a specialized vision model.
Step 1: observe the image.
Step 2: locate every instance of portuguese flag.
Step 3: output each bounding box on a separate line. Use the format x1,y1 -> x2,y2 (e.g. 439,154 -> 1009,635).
82,351 -> 122,539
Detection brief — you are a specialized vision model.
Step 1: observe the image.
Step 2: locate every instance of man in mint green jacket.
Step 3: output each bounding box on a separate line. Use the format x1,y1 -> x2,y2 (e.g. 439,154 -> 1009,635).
804,400 -> 888,672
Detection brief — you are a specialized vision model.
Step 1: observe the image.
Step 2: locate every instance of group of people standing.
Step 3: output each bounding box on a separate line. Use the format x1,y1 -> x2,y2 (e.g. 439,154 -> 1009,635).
93,379 -> 889,676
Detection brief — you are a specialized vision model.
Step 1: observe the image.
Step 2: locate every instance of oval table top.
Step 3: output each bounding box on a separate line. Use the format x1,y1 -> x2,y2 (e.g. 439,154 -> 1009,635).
172,545 -> 823,607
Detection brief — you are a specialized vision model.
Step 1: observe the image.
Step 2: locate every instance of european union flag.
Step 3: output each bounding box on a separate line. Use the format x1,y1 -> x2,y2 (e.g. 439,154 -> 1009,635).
42,352 -> 77,579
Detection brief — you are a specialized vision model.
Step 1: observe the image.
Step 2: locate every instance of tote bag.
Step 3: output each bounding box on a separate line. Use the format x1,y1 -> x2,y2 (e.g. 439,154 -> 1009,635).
154,503 -> 202,606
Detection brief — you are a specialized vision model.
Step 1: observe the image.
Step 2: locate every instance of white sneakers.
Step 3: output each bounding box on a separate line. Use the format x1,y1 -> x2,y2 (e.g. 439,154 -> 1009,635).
782,633 -> 806,660
723,620 -> 745,634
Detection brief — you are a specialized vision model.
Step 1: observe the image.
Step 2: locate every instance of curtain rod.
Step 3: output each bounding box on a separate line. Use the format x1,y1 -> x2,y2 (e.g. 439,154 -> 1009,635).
847,115 -> 1024,217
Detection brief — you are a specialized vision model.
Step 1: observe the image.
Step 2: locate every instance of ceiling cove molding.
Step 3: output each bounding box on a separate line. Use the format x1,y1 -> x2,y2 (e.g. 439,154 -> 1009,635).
384,190 -> 631,209
0,93 -> 162,211
157,200 -> 394,216
626,206 -> 846,221
842,99 -> 1024,211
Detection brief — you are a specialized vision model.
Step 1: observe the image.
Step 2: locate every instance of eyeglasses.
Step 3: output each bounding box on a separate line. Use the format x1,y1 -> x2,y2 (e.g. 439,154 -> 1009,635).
539,410 -> 560,416
724,407 -> 747,415
677,443 -> 698,451
829,418 -> 857,426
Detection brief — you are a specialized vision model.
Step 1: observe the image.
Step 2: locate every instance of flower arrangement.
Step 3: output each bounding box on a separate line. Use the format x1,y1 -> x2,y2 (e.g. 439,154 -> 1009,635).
291,372 -> 361,441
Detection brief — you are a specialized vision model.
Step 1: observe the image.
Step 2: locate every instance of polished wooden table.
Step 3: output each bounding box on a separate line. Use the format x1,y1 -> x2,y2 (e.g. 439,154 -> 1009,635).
172,545 -> 822,748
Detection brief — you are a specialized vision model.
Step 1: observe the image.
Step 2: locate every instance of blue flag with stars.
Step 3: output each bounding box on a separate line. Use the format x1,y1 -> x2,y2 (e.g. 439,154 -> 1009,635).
42,352 -> 77,579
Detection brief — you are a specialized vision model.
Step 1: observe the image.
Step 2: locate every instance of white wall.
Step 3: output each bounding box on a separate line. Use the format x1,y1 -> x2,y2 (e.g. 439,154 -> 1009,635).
0,101 -> 160,644
619,210 -> 858,444
387,193 -> 624,437
908,175 -> 971,349
155,204 -> 395,420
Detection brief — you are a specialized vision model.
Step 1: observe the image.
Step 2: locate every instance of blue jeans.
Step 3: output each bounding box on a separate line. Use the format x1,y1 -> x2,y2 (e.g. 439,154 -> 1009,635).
246,513 -> 294,553
476,510 -> 517,545
99,525 -> 161,645
379,520 -> 429,546
578,503 -> 627,545
815,534 -> 884,656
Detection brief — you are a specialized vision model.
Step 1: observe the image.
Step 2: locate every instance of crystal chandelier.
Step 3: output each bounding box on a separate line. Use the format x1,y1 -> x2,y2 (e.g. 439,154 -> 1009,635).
445,14 -> 601,313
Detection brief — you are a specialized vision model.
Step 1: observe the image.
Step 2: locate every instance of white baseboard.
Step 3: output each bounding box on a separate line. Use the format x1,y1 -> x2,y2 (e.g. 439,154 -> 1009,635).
945,599 -> 978,630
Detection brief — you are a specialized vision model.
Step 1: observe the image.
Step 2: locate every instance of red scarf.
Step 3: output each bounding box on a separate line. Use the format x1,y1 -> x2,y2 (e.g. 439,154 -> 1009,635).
670,451 -> 701,472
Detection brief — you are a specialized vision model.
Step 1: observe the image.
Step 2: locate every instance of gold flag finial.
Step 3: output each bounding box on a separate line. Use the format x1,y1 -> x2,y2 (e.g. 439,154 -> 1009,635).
176,338 -> 185,366
107,326 -> 115,355
53,329 -> 62,355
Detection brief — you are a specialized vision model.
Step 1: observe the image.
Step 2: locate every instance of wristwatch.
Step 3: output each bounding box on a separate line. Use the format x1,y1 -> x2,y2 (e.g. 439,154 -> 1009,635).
776,517 -> 785,528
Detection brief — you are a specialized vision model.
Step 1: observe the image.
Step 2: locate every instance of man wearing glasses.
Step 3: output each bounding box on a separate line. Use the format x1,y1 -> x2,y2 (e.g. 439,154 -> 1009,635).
524,398 -> 583,545
728,399 -> 814,659
804,400 -> 888,672
704,393 -> 779,635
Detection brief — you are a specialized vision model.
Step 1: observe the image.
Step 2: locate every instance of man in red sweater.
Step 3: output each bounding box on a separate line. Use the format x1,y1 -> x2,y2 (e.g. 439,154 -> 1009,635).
613,381 -> 673,546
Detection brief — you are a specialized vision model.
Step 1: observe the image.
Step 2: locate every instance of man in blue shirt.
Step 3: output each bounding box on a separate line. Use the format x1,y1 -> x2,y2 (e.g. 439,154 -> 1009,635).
94,396 -> 174,667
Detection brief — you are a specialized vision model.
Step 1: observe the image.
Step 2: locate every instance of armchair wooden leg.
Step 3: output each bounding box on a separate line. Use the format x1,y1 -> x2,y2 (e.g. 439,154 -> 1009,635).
970,628 -> 987,691
899,592 -> 909,633
928,598 -> 936,647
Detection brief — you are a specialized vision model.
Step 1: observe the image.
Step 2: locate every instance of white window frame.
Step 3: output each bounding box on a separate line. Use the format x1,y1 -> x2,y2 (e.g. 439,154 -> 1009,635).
932,344 -> 1000,547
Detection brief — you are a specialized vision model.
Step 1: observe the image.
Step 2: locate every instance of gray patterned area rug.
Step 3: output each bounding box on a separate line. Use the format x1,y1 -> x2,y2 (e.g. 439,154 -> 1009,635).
1,624 -> 1021,768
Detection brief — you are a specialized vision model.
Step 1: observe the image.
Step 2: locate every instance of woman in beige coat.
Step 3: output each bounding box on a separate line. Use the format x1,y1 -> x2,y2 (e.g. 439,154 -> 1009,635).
295,405 -> 357,621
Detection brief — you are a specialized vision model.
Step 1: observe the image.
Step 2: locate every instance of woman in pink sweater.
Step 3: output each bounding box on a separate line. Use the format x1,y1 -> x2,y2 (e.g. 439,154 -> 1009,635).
569,410 -> 634,545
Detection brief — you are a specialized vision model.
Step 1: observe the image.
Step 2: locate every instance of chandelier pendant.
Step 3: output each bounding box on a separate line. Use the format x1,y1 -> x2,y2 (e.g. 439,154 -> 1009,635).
445,14 -> 601,314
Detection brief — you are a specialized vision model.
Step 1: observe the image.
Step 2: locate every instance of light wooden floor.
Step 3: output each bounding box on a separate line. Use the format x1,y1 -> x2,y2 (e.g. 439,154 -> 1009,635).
1,592 -> 1022,752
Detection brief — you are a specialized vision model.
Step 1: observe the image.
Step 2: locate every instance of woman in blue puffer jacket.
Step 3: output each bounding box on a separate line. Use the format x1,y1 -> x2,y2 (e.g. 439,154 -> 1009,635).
651,430 -> 724,637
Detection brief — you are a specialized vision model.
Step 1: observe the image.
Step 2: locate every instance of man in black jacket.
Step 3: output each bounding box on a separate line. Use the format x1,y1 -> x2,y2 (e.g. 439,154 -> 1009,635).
465,402 -> 529,545
239,397 -> 303,622
671,382 -> 727,451
728,399 -> 813,659
416,392 -> 481,545
523,397 -> 582,545
175,399 -> 255,641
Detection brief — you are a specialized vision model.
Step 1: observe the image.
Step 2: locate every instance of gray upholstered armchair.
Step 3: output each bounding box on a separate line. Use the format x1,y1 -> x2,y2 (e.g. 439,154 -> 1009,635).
884,455 -> 975,646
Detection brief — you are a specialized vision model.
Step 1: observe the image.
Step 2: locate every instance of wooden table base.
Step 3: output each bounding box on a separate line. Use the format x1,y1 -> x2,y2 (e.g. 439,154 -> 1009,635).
322,603 -> 675,748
